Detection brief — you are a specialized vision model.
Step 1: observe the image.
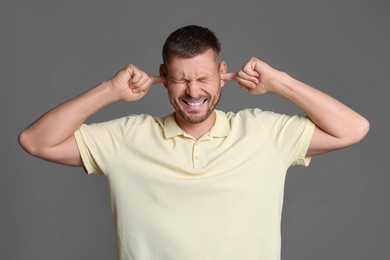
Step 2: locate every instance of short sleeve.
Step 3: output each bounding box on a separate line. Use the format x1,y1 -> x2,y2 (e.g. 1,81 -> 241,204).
254,109 -> 315,167
74,116 -> 135,175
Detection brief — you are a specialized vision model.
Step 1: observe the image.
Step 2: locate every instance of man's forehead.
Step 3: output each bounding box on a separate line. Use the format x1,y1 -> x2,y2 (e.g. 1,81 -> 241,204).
166,49 -> 219,70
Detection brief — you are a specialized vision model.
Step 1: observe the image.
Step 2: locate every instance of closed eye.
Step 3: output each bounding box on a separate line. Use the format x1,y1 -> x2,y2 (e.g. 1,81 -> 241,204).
168,78 -> 186,85
198,76 -> 213,83
169,76 -> 212,85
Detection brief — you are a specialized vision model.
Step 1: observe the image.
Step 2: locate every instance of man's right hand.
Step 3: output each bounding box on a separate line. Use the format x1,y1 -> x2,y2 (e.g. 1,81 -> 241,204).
109,64 -> 166,102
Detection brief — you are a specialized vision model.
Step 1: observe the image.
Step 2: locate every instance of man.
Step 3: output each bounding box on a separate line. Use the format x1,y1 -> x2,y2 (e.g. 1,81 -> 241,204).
19,25 -> 369,260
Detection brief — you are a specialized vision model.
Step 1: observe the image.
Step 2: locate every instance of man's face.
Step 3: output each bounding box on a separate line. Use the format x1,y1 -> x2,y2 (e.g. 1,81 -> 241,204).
161,49 -> 226,126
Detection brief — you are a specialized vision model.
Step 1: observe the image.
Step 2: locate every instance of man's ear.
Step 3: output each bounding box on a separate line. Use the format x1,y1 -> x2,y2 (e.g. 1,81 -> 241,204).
159,64 -> 168,88
219,61 -> 227,87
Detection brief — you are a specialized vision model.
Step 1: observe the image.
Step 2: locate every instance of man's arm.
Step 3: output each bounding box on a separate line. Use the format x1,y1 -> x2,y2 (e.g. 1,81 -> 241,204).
233,57 -> 370,156
18,65 -> 164,166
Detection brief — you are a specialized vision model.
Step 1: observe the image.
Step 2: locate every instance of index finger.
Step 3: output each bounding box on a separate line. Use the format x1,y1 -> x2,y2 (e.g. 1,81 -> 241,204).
221,72 -> 237,81
150,76 -> 167,85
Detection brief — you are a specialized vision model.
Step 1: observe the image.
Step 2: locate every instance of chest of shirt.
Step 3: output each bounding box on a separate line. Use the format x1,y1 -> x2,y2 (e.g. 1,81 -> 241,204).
113,124 -> 284,176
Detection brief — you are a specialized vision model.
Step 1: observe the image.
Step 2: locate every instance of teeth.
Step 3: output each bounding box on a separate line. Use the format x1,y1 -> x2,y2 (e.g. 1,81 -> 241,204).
188,101 -> 204,107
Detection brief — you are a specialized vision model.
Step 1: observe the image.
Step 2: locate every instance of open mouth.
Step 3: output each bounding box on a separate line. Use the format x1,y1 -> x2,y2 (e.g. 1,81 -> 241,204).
182,99 -> 207,107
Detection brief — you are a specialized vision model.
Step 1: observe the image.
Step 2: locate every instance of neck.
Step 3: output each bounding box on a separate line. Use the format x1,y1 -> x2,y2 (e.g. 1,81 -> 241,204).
175,111 -> 217,140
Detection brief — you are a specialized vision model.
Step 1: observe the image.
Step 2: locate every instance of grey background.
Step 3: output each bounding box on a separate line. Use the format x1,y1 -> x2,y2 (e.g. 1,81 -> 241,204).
1,0 -> 388,259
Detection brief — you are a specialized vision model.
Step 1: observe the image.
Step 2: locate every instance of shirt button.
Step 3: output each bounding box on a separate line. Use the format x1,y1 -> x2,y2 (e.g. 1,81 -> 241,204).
195,156 -> 200,160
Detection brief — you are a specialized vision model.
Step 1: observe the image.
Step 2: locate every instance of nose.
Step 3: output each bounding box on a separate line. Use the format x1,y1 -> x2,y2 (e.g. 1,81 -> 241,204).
185,81 -> 202,97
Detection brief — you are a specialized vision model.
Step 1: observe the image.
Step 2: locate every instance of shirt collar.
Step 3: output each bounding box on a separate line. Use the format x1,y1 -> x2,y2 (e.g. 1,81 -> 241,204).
163,110 -> 230,139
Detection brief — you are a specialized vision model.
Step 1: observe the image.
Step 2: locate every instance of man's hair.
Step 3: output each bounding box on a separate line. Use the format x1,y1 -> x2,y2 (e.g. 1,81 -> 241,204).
162,25 -> 221,64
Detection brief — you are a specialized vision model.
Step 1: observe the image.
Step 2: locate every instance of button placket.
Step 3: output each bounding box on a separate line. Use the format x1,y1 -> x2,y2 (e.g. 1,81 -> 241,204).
193,140 -> 202,169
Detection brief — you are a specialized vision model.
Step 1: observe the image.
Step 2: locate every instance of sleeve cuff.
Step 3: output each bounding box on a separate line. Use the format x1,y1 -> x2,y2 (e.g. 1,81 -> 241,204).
74,128 -> 96,174
294,119 -> 316,167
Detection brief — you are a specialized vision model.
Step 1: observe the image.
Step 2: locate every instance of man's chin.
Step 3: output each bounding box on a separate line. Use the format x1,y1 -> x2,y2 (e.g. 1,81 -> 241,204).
179,110 -> 212,124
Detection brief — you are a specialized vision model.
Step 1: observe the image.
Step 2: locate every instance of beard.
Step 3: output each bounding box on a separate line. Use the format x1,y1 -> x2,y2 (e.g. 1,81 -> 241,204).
172,90 -> 221,124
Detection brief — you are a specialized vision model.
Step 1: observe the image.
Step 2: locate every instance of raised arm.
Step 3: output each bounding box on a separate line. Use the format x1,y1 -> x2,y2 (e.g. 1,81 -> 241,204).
233,57 -> 369,156
18,64 -> 165,166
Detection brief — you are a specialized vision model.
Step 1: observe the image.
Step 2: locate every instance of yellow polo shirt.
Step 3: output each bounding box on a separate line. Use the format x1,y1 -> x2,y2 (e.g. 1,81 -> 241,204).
74,108 -> 315,260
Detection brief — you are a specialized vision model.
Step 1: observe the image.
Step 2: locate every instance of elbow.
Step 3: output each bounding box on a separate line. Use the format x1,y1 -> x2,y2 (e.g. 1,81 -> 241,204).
18,130 -> 31,153
336,117 -> 370,150
349,116 -> 370,145
357,117 -> 370,142
18,130 -> 39,156
362,117 -> 370,137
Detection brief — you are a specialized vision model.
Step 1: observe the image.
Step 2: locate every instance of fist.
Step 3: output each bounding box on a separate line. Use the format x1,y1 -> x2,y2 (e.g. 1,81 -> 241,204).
108,64 -> 156,102
236,57 -> 277,95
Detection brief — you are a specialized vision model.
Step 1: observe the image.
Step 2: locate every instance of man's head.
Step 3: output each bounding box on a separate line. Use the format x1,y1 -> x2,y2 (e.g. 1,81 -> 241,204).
160,25 -> 227,127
